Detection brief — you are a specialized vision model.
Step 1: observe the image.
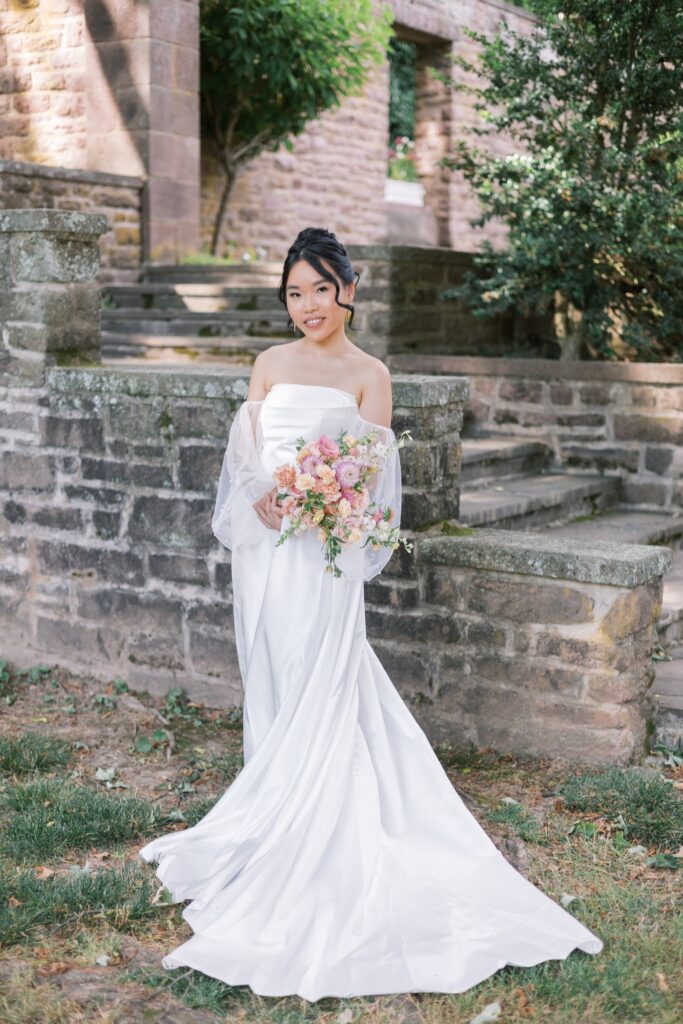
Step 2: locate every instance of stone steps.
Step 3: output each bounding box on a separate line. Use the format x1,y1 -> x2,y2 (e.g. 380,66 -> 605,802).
100,332 -> 279,364
139,262 -> 283,287
101,308 -> 290,337
649,644 -> 683,752
458,470 -> 621,529
101,264 -> 288,360
459,432 -> 683,753
460,436 -> 554,484
104,282 -> 284,312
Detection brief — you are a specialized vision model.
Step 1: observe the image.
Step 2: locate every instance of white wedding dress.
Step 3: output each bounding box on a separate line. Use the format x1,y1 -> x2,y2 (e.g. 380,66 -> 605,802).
138,382 -> 603,1001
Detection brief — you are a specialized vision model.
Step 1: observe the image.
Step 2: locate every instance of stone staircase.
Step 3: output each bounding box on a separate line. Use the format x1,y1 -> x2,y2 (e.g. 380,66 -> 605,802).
460,431 -> 683,751
101,264 -> 289,364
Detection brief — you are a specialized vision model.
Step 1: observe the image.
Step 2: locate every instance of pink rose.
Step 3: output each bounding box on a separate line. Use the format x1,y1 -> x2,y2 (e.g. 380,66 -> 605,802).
318,435 -> 340,458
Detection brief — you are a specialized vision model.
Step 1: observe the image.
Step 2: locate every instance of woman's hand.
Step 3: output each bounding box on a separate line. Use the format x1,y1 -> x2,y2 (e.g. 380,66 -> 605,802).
253,486 -> 286,531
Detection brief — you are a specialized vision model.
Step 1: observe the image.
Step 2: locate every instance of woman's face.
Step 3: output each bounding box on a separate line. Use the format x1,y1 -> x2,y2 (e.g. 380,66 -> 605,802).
285,258 -> 354,340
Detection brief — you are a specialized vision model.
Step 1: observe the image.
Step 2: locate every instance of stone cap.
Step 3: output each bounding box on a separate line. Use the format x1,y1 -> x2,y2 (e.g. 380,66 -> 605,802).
387,353 -> 683,385
418,528 -> 673,586
0,209 -> 109,236
47,366 -> 470,405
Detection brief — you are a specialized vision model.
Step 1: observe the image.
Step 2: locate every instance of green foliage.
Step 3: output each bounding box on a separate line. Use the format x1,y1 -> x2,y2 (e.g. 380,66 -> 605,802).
0,732 -> 73,777
488,799 -> 545,843
0,778 -> 170,863
200,0 -> 395,253
559,766 -> 683,851
388,38 -> 416,141
438,0 -> 683,361
0,862 -> 160,949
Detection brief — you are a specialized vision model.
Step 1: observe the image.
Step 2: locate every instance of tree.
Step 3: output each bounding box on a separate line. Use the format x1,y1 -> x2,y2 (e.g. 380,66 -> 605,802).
200,0 -> 395,256
437,0 -> 683,361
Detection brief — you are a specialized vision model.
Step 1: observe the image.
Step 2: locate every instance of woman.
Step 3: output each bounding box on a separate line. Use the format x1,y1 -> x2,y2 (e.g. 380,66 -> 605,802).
139,227 -> 603,1001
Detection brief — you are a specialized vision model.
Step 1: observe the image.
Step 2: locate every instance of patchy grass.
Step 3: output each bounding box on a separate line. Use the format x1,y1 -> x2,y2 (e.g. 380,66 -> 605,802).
0,657 -> 680,1023
487,799 -> 545,843
0,731 -> 73,776
0,862 -> 161,948
0,777 -> 167,864
558,766 -> 683,851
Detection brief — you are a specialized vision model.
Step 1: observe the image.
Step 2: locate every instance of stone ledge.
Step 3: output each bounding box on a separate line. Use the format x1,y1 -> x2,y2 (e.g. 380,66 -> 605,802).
348,244 -> 474,265
0,209 -> 109,236
387,353 -> 683,386
418,528 -> 673,587
0,158 -> 145,190
46,366 -> 471,406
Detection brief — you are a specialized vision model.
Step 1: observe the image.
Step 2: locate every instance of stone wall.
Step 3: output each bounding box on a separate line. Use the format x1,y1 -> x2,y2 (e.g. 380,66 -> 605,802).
2,210 -> 670,767
348,245 -> 552,358
379,530 -> 670,765
0,158 -> 143,281
0,0 -> 200,262
388,355 -> 683,508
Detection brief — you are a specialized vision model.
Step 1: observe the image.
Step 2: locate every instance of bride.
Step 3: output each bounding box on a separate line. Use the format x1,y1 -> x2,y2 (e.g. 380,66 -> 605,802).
138,227 -> 604,1001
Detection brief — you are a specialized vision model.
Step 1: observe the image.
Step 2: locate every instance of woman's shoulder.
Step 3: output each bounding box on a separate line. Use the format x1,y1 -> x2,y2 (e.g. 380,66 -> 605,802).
358,355 -> 392,400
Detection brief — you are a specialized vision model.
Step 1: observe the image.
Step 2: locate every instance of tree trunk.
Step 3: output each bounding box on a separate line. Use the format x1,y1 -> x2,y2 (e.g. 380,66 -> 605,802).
210,161 -> 238,257
553,289 -> 585,360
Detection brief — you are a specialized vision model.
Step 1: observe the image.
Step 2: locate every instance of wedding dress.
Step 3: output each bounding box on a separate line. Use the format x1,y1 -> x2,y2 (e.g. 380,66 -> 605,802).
138,381 -> 604,1001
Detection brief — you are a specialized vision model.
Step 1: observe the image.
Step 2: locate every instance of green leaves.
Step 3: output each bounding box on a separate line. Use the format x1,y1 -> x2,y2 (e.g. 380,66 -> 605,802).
199,0 -> 395,253
438,0 -> 683,360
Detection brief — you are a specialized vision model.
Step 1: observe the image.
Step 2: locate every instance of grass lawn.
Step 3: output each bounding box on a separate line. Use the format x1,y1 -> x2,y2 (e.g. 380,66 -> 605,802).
0,659 -> 681,1024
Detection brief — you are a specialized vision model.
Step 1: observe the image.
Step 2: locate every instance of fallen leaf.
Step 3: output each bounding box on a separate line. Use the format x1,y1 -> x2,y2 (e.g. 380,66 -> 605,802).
470,1002 -> 501,1024
36,962 -> 72,976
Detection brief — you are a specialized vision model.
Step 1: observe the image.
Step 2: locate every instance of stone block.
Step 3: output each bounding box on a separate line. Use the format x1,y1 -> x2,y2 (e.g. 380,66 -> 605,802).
40,414 -> 104,451
128,495 -> 215,549
464,574 -> 595,624
77,587 -> 183,631
549,382 -> 574,405
498,379 -> 544,403
366,607 -> 462,644
0,451 -> 55,491
127,632 -> 185,670
644,446 -> 674,475
36,615 -> 125,663
562,445 -> 639,471
600,580 -> 662,641
37,541 -> 145,586
614,413 -> 683,444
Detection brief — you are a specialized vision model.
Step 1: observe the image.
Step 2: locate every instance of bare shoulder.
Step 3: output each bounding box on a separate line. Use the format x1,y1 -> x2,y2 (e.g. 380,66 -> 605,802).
249,343 -> 297,398
359,355 -> 392,404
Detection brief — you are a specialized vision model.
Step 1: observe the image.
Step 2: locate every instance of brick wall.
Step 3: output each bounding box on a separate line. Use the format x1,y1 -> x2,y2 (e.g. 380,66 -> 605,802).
203,0 -> 536,258
0,159 -> 143,280
0,0 -> 200,263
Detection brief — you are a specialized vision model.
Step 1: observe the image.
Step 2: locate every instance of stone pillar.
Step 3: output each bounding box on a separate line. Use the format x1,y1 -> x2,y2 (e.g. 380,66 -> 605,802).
83,0 -> 200,263
0,209 -> 108,389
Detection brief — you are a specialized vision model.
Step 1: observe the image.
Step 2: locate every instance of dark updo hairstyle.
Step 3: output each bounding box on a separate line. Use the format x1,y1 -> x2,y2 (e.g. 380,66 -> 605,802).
277,227 -> 360,333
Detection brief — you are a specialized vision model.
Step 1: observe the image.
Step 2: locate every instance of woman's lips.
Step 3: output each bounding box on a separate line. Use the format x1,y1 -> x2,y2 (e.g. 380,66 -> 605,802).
304,318 -> 325,327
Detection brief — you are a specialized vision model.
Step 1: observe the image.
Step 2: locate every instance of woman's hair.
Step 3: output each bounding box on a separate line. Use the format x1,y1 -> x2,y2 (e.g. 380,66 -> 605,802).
277,227 -> 360,332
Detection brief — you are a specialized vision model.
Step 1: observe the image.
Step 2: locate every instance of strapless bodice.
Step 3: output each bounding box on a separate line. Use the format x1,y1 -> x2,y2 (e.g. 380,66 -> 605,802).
259,383 -> 359,476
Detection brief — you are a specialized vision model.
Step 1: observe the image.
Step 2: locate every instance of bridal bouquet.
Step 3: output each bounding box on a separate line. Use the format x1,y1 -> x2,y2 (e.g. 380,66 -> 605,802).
272,425 -> 413,578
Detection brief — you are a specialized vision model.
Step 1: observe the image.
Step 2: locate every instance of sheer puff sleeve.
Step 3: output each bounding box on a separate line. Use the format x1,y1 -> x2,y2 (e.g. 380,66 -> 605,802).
211,400 -> 276,555
332,411 -> 404,584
